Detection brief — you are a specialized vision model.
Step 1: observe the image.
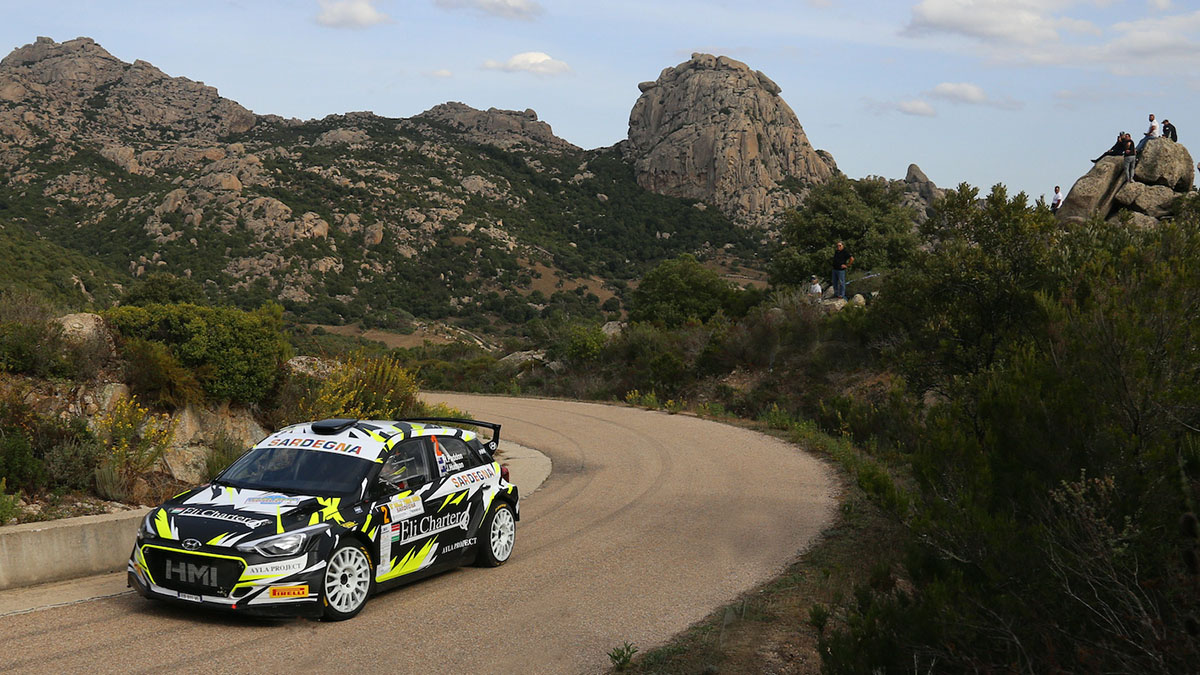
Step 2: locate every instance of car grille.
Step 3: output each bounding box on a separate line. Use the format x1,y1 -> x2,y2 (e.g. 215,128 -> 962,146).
143,547 -> 245,597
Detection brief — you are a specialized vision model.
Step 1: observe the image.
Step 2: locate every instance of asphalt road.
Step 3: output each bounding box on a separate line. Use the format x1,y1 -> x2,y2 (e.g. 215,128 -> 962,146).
0,396 -> 836,674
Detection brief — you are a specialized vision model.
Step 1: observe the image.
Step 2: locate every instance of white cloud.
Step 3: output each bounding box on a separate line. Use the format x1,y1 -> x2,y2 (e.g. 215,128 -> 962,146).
482,51 -> 571,75
904,0 -> 1098,46
429,69 -> 454,78
1149,0 -> 1171,9
927,82 -> 1023,110
435,0 -> 543,20
316,0 -> 392,28
897,99 -> 937,116
928,81 -> 987,104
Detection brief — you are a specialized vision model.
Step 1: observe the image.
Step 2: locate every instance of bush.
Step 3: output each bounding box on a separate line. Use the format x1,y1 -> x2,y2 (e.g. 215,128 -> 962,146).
105,302 -> 292,404
0,477 -> 19,525
628,254 -> 736,327
0,431 -> 44,494
93,395 -> 176,494
122,338 -> 204,410
0,290 -> 70,378
42,436 -> 103,491
295,352 -> 421,423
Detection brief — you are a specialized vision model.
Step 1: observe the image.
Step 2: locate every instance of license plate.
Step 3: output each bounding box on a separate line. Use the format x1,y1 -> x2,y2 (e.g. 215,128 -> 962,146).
178,592 -> 202,602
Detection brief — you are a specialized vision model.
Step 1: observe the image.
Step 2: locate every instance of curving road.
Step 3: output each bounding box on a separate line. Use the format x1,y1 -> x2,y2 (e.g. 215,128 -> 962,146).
0,396 -> 836,674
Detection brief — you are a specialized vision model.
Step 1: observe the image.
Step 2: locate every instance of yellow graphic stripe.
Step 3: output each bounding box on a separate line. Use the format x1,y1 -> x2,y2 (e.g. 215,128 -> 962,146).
363,514 -> 373,532
317,497 -> 344,524
276,506 -> 284,534
207,532 -> 230,546
438,491 -> 466,512
154,509 -> 174,539
308,512 -> 320,526
378,538 -> 438,582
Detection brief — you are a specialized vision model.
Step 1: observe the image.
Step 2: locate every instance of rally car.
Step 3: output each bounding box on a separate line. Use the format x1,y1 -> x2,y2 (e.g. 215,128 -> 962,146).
128,417 -> 518,620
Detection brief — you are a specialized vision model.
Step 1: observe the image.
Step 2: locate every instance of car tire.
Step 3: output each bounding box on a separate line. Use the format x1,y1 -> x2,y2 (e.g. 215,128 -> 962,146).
476,501 -> 516,567
321,540 -> 374,621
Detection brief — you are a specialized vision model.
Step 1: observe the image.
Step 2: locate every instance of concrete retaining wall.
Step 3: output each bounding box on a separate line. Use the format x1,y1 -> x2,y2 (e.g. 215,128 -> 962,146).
0,508 -> 149,590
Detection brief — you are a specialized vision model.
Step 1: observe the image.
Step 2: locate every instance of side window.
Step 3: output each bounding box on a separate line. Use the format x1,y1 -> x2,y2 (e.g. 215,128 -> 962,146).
432,436 -> 480,476
379,438 -> 432,490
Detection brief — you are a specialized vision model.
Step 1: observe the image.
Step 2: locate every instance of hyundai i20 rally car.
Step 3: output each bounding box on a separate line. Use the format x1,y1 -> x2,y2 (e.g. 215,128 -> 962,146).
128,417 -> 518,620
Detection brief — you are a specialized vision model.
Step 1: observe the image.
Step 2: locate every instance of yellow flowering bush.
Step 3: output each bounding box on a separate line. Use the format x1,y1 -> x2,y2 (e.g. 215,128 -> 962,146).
93,395 -> 176,490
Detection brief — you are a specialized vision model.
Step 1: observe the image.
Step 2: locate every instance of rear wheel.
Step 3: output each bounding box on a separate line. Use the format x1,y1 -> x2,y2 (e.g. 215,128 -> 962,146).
477,502 -> 515,567
321,541 -> 373,620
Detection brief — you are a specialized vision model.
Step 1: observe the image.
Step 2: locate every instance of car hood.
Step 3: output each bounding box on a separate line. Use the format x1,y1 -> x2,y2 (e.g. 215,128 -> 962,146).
150,484 -> 335,546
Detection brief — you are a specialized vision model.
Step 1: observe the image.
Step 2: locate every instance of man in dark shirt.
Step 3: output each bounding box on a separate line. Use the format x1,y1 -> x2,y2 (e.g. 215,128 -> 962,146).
1163,119 -> 1178,142
831,241 -> 853,300
1093,132 -> 1126,162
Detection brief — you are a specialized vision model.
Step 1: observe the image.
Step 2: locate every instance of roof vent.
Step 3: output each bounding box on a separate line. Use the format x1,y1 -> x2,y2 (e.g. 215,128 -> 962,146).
311,418 -> 358,435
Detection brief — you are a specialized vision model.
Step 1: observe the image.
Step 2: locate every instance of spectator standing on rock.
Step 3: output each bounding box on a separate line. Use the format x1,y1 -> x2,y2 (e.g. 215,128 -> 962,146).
1051,186 -> 1064,213
1093,132 -> 1126,162
1136,113 -> 1160,152
831,242 -> 853,300
1163,119 -> 1178,142
808,275 -> 822,298
1121,132 -> 1138,183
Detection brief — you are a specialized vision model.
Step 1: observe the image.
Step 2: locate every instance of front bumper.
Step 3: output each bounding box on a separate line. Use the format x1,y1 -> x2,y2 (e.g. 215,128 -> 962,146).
128,540 -> 327,617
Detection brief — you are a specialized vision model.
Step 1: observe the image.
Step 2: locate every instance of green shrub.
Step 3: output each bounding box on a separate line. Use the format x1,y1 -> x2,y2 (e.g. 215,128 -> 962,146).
105,302 -> 292,404
296,352 -> 421,423
0,431 -> 44,493
0,290 -> 70,378
0,477 -> 20,525
94,460 -> 126,502
122,338 -> 204,410
42,436 -> 103,491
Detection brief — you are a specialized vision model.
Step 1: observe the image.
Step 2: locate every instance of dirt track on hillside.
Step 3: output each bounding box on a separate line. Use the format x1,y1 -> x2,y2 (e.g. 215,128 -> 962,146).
0,396 -> 836,674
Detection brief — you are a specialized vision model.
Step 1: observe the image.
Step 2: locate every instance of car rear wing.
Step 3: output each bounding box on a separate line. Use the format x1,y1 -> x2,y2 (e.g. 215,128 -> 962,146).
404,417 -> 502,452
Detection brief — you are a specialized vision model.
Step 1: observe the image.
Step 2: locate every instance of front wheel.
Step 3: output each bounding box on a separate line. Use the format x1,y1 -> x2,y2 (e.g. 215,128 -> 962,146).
476,502 -> 516,567
321,541 -> 374,620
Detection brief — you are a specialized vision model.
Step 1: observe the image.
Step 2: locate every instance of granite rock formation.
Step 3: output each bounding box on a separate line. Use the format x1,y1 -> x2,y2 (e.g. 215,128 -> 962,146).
623,53 -> 835,228
1058,138 -> 1194,227
0,36 -> 255,144
412,102 -> 578,153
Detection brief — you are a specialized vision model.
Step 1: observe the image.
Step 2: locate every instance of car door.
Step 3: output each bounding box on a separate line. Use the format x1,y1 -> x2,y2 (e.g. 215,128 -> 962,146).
425,434 -> 492,561
373,437 -> 439,583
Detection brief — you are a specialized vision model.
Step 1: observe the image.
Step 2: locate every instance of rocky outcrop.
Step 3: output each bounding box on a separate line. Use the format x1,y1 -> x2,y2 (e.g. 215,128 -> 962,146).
0,37 -> 255,142
412,102 -> 579,153
623,53 -> 835,228
1059,138 -> 1194,227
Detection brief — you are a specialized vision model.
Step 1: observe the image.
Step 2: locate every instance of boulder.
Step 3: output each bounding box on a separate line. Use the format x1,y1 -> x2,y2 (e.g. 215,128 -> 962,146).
1057,157 -> 1125,223
1115,182 -> 1178,217
623,53 -> 835,228
54,312 -> 117,358
1134,137 -> 1194,192
412,102 -> 579,153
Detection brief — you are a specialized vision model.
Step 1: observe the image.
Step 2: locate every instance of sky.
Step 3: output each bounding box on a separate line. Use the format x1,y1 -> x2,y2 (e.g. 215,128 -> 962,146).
2,0 -> 1198,202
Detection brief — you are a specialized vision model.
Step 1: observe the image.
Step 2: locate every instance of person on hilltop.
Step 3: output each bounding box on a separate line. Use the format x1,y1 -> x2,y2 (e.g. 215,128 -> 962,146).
1136,113 -> 1160,152
1121,132 -> 1138,183
1163,119 -> 1178,142
831,241 -> 853,300
1093,131 -> 1126,162
1051,185 -> 1064,213
808,274 -> 823,298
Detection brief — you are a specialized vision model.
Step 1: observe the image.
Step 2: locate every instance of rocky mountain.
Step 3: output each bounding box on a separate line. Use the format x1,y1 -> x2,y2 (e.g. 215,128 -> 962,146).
1057,138 -> 1194,228
623,53 -> 836,228
0,37 -> 757,327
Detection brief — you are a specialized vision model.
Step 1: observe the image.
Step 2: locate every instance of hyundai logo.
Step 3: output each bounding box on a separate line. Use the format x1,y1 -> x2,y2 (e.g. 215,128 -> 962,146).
182,539 -> 201,551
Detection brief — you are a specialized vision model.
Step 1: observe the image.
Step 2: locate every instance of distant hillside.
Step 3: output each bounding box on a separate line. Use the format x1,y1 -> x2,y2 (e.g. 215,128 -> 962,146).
0,37 -> 760,328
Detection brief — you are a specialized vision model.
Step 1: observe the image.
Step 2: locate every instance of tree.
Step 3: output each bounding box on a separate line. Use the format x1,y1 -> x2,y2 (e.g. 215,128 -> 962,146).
771,175 -> 919,287
629,254 -> 735,327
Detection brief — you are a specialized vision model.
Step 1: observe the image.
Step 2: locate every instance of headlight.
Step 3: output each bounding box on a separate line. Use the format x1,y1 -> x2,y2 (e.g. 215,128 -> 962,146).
237,524 -> 328,557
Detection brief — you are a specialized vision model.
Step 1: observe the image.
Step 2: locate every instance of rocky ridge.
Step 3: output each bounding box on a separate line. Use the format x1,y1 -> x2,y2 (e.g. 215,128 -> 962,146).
411,102 -> 579,154
0,37 -> 754,326
1057,138 -> 1194,227
623,53 -> 836,228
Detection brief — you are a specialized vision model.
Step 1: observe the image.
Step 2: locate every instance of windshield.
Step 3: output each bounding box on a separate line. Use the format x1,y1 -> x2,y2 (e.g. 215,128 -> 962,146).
217,445 -> 372,497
